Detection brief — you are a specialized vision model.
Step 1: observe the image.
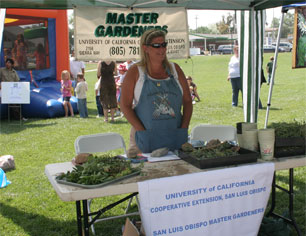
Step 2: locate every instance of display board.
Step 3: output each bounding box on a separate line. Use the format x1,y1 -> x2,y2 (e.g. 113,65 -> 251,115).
292,6 -> 306,68
1,82 -> 30,104
74,6 -> 189,61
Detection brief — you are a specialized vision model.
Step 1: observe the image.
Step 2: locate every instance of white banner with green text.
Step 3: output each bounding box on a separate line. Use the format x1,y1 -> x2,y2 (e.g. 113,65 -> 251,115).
74,6 -> 189,61
138,163 -> 274,236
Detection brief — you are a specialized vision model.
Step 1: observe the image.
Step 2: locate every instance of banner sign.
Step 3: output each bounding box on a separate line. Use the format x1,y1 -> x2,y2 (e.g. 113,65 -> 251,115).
292,6 -> 306,68
74,6 -> 189,61
1,82 -> 30,104
138,163 -> 274,236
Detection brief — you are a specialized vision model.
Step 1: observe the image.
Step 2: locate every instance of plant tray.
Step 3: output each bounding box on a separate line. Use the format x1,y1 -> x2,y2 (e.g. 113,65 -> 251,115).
274,146 -> 305,158
55,170 -> 140,189
275,137 -> 305,147
178,148 -> 259,169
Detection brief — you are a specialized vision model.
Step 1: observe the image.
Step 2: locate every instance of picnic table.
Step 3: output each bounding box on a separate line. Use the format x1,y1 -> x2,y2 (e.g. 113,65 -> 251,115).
45,155 -> 306,236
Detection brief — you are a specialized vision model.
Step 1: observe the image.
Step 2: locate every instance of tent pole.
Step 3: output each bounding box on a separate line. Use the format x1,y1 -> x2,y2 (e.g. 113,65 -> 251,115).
264,10 -> 285,128
0,9 -> 6,53
250,7 -> 255,123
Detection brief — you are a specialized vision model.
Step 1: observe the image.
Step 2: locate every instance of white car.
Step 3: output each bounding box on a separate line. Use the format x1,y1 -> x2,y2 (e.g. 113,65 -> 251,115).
272,42 -> 292,52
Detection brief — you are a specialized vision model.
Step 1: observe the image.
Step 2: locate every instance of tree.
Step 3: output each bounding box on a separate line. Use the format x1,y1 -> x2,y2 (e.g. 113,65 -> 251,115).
189,26 -> 212,34
216,13 -> 235,34
68,12 -> 74,52
270,12 -> 294,38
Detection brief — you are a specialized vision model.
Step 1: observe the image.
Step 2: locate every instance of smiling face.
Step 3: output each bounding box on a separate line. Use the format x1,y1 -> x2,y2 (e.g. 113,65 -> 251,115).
143,36 -> 167,62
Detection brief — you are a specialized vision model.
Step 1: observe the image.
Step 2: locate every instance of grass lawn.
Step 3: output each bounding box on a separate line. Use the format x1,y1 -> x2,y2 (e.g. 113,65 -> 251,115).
0,53 -> 305,236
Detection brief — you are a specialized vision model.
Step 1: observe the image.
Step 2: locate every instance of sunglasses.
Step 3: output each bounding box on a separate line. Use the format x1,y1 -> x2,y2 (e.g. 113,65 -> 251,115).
146,42 -> 168,48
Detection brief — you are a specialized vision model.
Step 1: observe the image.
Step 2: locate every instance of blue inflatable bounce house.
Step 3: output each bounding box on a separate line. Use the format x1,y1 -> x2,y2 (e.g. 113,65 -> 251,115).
1,9 -> 77,119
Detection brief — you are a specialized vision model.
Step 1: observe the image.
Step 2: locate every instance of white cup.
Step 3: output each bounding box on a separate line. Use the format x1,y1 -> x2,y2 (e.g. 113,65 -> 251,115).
242,129 -> 258,151
258,129 -> 275,161
242,122 -> 258,133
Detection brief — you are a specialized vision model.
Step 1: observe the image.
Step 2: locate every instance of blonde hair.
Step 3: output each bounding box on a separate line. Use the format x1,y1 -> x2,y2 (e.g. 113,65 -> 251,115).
137,28 -> 171,75
61,70 -> 70,80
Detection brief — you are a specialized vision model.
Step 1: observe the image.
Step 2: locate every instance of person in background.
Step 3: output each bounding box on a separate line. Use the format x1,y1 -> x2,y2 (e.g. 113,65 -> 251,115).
259,69 -> 266,109
0,58 -> 27,120
70,50 -> 85,93
227,45 -> 242,107
266,56 -> 274,85
13,34 -> 28,70
0,58 -> 20,85
123,60 -> 135,70
186,76 -> 200,103
120,29 -> 192,155
34,43 -> 46,70
75,73 -> 88,118
94,77 -> 104,118
61,70 -> 74,117
97,60 -> 117,122
115,63 -> 128,116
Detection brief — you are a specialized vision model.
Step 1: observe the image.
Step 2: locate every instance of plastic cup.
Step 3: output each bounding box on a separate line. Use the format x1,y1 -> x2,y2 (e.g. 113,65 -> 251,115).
242,122 -> 258,133
237,134 -> 244,147
242,129 -> 258,151
258,129 -> 275,161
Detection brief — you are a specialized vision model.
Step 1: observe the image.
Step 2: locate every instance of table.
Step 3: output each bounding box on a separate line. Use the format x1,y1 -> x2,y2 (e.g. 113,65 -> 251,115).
45,155 -> 306,235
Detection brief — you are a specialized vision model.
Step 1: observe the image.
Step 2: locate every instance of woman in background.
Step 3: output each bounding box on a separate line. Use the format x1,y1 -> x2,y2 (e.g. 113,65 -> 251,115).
227,45 -> 241,107
97,60 -> 117,122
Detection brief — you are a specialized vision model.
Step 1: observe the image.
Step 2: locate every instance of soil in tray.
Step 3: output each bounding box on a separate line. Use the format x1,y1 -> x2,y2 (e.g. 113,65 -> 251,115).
274,146 -> 305,158
178,148 -> 259,169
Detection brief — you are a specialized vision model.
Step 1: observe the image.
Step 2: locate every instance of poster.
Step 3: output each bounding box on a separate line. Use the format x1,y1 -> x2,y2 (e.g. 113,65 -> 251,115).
1,82 -> 30,104
138,163 -> 274,236
292,6 -> 306,68
74,6 -> 189,61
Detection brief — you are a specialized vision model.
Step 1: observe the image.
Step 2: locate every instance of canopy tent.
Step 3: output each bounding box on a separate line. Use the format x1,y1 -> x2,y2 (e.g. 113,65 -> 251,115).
1,0 -> 304,122
0,0 -> 305,10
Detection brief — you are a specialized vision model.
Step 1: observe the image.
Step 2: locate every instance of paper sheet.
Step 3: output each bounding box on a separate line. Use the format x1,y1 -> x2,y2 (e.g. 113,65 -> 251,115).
142,151 -> 180,162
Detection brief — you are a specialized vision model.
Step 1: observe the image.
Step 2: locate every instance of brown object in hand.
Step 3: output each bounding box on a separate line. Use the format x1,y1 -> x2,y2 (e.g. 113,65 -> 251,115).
74,153 -> 92,164
127,148 -> 139,159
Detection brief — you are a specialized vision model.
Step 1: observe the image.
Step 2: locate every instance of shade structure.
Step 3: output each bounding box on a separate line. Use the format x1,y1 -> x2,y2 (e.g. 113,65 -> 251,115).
1,0 -> 303,122
0,0 -> 305,10
238,9 -> 265,123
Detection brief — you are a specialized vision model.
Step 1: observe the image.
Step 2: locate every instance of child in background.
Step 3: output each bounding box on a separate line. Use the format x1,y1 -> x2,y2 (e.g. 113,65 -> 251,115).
95,77 -> 103,118
266,56 -> 274,85
75,73 -> 88,118
61,70 -> 74,117
115,64 -> 127,116
186,76 -> 201,104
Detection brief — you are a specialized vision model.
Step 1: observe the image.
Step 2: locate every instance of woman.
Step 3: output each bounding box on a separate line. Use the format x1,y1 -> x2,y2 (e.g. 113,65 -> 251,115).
97,60 -> 117,122
121,29 -> 193,154
227,45 -> 241,107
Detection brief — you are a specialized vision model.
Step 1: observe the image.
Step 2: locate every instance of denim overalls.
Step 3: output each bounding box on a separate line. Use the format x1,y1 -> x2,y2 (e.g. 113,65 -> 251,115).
134,68 -> 188,153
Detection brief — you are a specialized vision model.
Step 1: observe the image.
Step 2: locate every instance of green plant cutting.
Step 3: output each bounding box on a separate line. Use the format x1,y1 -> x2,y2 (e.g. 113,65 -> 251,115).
57,155 -> 141,185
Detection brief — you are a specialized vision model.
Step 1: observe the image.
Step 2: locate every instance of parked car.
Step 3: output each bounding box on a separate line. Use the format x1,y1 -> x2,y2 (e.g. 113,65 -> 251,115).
263,45 -> 285,53
272,42 -> 292,52
217,45 -> 234,54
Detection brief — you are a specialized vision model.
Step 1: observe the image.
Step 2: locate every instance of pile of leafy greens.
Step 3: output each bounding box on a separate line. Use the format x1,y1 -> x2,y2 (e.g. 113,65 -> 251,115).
57,155 -> 140,185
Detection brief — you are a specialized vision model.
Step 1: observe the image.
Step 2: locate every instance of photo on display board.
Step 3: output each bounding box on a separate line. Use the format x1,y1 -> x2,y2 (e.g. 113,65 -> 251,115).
292,6 -> 306,69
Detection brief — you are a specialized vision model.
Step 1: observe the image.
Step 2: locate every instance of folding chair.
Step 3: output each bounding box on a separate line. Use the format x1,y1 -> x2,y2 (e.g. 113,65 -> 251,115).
190,124 -> 237,142
74,132 -> 139,235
